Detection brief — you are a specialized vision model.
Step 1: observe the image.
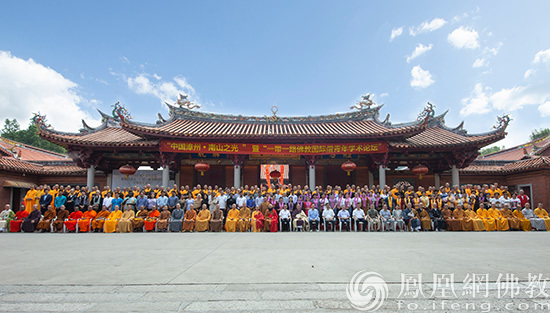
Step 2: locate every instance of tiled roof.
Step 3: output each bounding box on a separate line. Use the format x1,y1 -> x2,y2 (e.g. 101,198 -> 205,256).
481,135 -> 550,161
122,118 -> 426,139
0,156 -> 86,175
460,156 -> 550,174
38,127 -> 158,147
0,137 -> 68,161
389,127 -> 504,149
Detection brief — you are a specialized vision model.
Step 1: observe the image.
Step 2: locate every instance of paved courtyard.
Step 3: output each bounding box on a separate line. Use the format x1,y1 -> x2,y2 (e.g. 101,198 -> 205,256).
1,232 -> 550,312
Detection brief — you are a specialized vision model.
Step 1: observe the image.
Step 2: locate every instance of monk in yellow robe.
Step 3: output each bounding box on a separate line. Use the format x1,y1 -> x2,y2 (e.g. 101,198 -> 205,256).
117,206 -> 135,233
195,204 -> 211,232
476,204 -> 496,231
442,205 -> 460,231
144,207 -> 160,231
237,206 -> 251,232
251,206 -> 264,232
104,206 -> 122,233
500,205 -> 520,230
513,209 -> 531,231
182,208 -> 196,232
457,205 -> 473,231
225,204 -> 239,232
91,206 -> 111,232
464,205 -> 485,231
34,186 -> 43,208
24,187 -> 37,214
78,206 -> 97,232
534,204 -> 550,230
488,204 -> 509,231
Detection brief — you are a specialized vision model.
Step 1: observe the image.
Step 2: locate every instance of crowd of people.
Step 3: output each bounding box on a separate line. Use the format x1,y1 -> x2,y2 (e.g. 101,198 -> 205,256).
1,181 -> 549,233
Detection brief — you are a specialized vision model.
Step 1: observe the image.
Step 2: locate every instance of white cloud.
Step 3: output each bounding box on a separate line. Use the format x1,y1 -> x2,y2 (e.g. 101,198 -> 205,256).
472,57 -> 488,68
533,49 -> 550,64
524,69 -> 536,79
0,51 -> 100,132
380,92 -> 389,98
409,18 -> 447,36
484,42 -> 503,56
410,65 -> 434,88
390,27 -> 403,41
539,100 -> 550,117
447,27 -> 480,49
406,43 -> 433,63
127,73 -> 197,107
460,83 -> 491,116
121,56 -> 130,64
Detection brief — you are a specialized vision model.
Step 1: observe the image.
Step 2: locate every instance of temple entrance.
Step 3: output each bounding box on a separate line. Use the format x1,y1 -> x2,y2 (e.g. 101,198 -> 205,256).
324,165 -> 353,187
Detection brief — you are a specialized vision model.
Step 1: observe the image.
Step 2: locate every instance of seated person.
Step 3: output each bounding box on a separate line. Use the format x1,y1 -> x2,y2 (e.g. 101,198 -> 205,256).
367,204 -> 381,231
144,206 -> 160,232
337,206 -> 351,231
195,204 -> 211,232
156,205 -> 171,231
78,205 -> 98,232
64,208 -> 83,232
352,205 -> 366,231
250,205 -> 264,232
91,206 -> 111,232
104,205 -> 123,233
322,204 -> 336,231
210,205 -> 224,232
292,205 -> 309,231
308,205 -> 320,231
36,205 -> 56,232
169,203 -> 184,232
22,205 -> 41,232
132,206 -> 149,232
52,205 -> 69,233
10,205 -> 29,232
379,205 -> 395,232
117,205 -> 135,233
224,204 -> 239,232
236,205 -> 251,232
0,204 -> 15,232
279,205 -> 291,231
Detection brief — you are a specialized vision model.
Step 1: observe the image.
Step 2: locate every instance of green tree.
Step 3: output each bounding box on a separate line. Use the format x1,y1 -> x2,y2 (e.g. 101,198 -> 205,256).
530,128 -> 550,141
1,118 -> 66,154
1,118 -> 20,137
479,145 -> 504,156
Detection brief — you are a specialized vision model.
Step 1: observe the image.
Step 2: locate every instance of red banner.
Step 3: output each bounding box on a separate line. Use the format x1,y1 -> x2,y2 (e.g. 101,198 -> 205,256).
160,140 -> 387,155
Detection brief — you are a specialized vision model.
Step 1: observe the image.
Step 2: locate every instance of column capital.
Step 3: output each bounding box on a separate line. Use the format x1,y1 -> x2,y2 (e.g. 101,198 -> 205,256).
305,155 -> 318,167
230,154 -> 246,166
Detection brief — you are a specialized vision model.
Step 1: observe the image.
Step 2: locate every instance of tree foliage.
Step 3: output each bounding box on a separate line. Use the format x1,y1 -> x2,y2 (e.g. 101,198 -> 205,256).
1,118 -> 66,154
479,145 -> 504,156
530,128 -> 550,142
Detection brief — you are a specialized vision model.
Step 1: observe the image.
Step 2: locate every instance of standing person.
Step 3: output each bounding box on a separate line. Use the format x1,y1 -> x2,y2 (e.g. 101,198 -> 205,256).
24,187 -> 38,214
65,189 -> 76,213
102,192 -> 114,211
111,193 -> 123,212
75,191 -> 89,214
167,193 -> 178,212
39,189 -> 53,215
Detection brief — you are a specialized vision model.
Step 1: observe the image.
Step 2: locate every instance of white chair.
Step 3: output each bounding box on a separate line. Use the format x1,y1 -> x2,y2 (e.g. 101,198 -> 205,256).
353,219 -> 365,232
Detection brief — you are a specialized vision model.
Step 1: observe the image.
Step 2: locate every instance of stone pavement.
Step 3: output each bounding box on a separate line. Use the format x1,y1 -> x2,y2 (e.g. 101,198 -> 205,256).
1,232 -> 550,312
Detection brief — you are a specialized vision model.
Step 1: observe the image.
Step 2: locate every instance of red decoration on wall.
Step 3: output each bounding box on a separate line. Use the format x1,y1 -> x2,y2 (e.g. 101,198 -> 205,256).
412,164 -> 429,179
119,164 -> 137,178
341,161 -> 357,176
195,162 -> 210,176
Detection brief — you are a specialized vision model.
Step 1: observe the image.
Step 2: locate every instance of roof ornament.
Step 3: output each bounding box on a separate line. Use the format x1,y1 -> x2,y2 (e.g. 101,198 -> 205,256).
417,102 -> 435,121
350,94 -> 375,110
31,112 -> 51,130
493,114 -> 511,131
265,105 -> 280,122
112,102 -> 133,123
176,94 -> 201,110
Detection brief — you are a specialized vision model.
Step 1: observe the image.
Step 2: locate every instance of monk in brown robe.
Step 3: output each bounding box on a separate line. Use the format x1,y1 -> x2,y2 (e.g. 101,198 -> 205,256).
37,205 -> 56,232
144,206 -> 160,232
195,204 -> 211,232
78,205 -> 97,232
156,206 -> 171,231
237,206 -> 251,232
91,206 -> 110,232
182,207 -> 197,232
132,206 -> 149,232
418,204 -> 432,231
210,205 -> 224,232
117,205 -> 135,233
513,208 -> 531,231
442,205 -> 461,231
501,205 -> 520,230
52,205 -> 69,232
456,205 -> 473,231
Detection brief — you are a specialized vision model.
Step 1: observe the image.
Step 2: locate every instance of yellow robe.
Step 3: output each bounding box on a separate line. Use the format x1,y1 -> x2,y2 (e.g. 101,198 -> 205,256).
225,208 -> 239,232
465,210 -> 485,231
477,208 -> 496,231
488,208 -> 509,231
104,210 -> 122,233
251,210 -> 263,232
24,189 -> 37,213
534,208 -> 550,230
237,207 -> 251,232
195,209 -> 211,232
513,209 -> 531,231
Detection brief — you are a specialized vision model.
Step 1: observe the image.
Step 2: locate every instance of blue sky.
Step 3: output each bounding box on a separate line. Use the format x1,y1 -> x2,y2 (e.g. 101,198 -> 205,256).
1,0 -> 549,148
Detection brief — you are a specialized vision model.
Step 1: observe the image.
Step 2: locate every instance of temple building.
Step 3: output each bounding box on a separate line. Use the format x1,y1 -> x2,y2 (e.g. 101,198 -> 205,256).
1,94 -> 547,208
